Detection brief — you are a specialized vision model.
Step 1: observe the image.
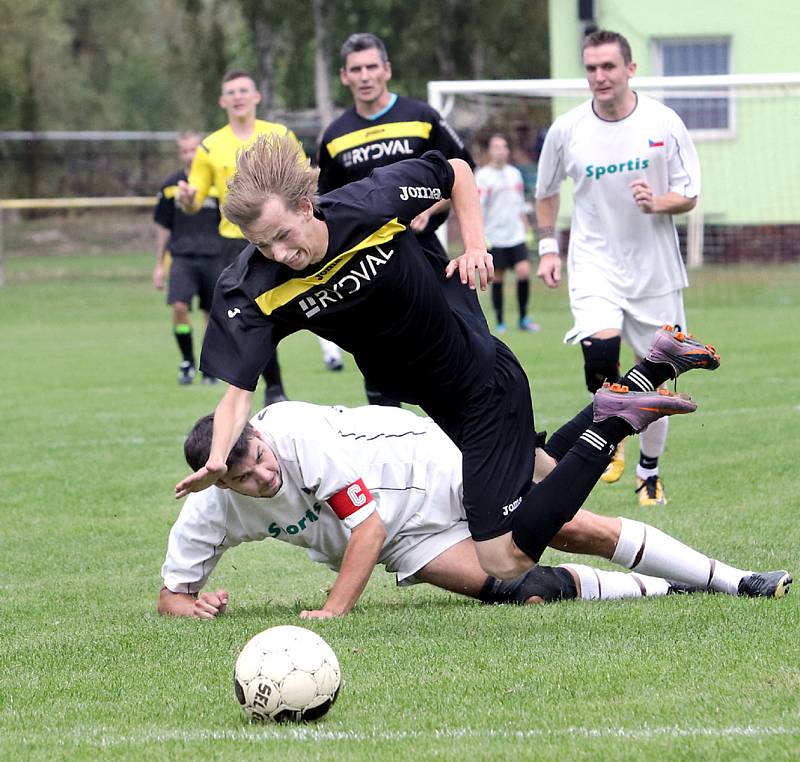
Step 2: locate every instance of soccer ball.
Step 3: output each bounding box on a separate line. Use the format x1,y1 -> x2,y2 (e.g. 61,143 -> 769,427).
234,625 -> 341,723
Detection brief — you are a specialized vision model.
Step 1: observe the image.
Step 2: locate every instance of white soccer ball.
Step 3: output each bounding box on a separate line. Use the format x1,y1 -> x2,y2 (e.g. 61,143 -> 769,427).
234,625 -> 341,723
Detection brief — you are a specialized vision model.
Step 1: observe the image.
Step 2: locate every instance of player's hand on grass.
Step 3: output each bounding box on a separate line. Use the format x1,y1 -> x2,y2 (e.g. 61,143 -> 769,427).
153,264 -> 165,289
176,180 -> 198,211
175,462 -> 228,499
536,252 -> 561,288
299,608 -> 342,620
445,249 -> 494,290
194,590 -> 228,619
630,179 -> 657,214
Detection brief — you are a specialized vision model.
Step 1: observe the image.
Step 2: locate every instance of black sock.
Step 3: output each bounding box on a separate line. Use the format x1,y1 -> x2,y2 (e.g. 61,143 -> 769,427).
491,282 -> 503,324
639,452 -> 659,470
545,398 -> 636,464
517,279 -> 529,319
589,417 -> 635,446
262,352 -> 284,392
621,359 -> 674,392
174,326 -> 194,364
544,403 -> 593,461
512,442 -> 612,562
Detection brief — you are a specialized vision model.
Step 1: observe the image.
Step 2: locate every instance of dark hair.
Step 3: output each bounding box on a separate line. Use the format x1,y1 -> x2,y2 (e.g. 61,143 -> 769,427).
340,33 -> 389,66
221,69 -> 256,88
582,30 -> 633,65
184,414 -> 257,473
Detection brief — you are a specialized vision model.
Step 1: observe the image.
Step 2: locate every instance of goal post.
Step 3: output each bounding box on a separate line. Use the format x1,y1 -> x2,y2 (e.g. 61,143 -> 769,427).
428,73 -> 800,265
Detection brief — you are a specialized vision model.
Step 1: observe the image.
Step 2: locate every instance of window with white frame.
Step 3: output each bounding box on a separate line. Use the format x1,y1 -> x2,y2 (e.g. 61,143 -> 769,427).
653,37 -> 732,136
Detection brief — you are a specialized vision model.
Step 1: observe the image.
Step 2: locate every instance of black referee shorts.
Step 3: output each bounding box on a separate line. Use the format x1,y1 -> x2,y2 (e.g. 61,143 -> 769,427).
167,255 -> 224,312
431,340 -> 537,541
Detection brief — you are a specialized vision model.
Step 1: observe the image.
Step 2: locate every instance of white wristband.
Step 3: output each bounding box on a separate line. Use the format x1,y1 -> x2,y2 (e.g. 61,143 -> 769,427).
538,237 -> 559,257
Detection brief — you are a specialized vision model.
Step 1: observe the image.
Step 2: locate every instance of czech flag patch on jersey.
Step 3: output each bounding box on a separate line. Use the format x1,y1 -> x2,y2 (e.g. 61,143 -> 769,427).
328,478 -> 373,519
648,139 -> 665,147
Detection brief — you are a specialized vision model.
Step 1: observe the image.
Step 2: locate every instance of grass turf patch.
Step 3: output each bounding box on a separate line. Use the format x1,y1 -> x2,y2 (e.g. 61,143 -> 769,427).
1,254 -> 798,761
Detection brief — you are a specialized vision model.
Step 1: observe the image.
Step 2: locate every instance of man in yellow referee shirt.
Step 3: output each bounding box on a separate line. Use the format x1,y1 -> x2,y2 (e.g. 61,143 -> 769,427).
177,70 -> 342,402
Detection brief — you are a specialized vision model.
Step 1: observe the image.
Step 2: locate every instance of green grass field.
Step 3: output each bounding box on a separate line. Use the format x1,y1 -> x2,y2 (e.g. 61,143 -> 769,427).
1,250 -> 799,761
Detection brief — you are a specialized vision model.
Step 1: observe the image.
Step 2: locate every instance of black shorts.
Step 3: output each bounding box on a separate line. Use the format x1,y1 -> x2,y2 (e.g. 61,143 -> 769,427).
489,242 -> 529,270
167,256 -> 224,312
427,340 -> 536,541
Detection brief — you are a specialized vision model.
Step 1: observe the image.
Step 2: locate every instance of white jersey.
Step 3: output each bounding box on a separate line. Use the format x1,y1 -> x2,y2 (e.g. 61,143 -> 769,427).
161,402 -> 465,593
475,163 -> 527,247
536,94 -> 700,299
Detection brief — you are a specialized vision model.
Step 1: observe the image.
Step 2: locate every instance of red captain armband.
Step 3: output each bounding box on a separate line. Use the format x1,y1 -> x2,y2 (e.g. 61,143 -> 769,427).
328,478 -> 374,520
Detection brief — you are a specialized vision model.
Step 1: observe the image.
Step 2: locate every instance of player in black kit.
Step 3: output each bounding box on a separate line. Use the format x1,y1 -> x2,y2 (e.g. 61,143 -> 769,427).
175,134 -> 716,580
153,132 -> 224,384
318,32 -> 474,406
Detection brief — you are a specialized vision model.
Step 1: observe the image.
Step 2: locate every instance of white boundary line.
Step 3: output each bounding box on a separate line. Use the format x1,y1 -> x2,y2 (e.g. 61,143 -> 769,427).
21,724 -> 800,748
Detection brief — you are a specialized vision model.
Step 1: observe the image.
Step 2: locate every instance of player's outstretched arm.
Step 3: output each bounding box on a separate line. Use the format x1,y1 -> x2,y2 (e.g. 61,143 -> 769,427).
158,588 -> 229,619
300,511 -> 387,620
444,158 -> 494,290
175,384 -> 254,498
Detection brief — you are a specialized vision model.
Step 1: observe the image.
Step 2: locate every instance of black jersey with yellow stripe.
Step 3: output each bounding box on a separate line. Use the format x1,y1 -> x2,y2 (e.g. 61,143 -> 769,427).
154,169 -> 223,257
200,151 -> 494,405
317,96 -> 473,196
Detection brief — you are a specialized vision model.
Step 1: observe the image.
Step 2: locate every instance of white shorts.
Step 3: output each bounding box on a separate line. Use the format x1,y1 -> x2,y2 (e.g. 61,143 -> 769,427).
305,488 -> 471,586
564,289 -> 686,359
389,522 -> 473,586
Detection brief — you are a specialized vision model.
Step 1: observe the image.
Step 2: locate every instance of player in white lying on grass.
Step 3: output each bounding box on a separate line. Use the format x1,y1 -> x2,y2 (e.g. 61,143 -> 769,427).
535,29 -> 702,504
158,402 -> 791,619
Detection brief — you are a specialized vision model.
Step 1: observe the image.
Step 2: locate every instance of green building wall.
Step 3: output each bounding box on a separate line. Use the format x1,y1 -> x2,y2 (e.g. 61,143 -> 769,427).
546,0 -> 800,229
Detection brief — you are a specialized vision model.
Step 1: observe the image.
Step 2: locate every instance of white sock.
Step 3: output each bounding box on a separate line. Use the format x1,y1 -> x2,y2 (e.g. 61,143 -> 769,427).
318,337 -> 342,363
564,563 -> 671,600
639,415 -> 669,458
636,464 -> 659,480
611,517 -> 748,595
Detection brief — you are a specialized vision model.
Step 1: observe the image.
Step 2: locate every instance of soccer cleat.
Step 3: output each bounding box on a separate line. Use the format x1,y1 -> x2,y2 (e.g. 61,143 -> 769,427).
178,361 -> 196,385
738,570 -> 792,598
593,382 -> 697,433
519,316 -> 541,332
264,386 -> 289,407
495,322 -> 507,335
201,374 -> 219,385
600,438 -> 625,483
325,357 -> 344,371
646,324 -> 720,378
636,475 -> 668,506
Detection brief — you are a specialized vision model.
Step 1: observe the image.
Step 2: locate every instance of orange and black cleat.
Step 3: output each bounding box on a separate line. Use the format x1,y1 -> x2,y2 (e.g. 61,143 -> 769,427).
646,324 -> 720,377
593,382 -> 697,433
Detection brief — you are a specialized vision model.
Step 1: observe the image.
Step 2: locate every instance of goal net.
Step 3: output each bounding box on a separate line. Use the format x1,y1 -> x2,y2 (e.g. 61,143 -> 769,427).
429,74 -> 800,266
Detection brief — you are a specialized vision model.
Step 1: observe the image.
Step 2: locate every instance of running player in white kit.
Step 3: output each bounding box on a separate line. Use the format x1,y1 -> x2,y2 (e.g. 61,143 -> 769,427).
535,29 -> 701,505
475,134 -> 540,334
